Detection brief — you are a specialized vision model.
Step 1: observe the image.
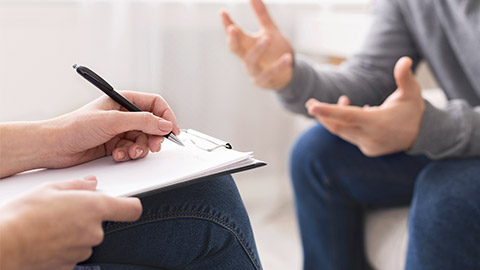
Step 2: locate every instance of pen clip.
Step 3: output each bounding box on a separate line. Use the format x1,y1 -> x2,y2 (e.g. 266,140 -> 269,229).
180,129 -> 232,152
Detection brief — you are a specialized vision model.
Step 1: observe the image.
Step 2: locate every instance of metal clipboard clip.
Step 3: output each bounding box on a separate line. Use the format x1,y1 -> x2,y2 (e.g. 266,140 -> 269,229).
180,129 -> 232,152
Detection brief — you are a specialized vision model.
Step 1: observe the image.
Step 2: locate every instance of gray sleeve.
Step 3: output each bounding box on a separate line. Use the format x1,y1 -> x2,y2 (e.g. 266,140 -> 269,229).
409,100 -> 480,159
276,0 -> 480,159
277,0 -> 421,117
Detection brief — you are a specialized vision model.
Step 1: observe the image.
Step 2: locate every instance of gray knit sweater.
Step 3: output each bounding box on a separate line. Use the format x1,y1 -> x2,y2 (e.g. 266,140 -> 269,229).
278,0 -> 480,159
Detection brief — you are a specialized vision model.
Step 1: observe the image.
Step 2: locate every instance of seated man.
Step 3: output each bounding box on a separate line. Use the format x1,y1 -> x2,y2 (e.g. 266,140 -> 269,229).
221,0 -> 480,269
0,91 -> 262,270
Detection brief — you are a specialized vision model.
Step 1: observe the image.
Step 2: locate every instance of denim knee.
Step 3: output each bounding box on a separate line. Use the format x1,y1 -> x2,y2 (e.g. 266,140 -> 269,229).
410,160 -> 480,230
84,176 -> 262,270
290,124 -> 344,187
407,159 -> 480,269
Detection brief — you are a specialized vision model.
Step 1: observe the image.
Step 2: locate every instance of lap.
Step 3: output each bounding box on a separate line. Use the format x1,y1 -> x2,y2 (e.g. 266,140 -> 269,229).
413,158 -> 480,210
78,175 -> 261,270
407,159 -> 480,269
294,124 -> 479,207
292,124 -> 431,206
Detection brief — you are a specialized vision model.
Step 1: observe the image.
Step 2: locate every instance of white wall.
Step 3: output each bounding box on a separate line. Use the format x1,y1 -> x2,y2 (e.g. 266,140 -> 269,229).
0,0 -> 375,204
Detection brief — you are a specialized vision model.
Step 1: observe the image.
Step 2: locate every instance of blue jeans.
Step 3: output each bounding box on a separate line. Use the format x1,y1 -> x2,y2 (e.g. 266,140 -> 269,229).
291,124 -> 480,270
76,175 -> 262,270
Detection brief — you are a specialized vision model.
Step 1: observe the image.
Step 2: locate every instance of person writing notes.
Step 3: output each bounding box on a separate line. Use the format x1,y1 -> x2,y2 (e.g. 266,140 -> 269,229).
0,92 -> 262,270
221,0 -> 480,269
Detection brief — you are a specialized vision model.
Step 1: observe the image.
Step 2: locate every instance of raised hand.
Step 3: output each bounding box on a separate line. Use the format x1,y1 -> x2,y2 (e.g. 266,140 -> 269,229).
306,57 -> 425,157
221,0 -> 294,89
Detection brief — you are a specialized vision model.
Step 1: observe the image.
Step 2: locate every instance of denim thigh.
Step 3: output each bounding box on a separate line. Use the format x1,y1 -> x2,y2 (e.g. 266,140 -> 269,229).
77,175 -> 261,270
407,159 -> 480,270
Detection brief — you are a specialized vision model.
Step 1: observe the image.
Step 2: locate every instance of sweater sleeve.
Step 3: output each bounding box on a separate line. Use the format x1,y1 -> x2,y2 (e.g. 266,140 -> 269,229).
408,100 -> 480,158
276,0 -> 480,159
277,0 -> 421,117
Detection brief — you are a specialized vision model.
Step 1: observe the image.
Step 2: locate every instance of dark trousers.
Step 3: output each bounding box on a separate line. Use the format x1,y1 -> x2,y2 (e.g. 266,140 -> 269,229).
291,124 -> 480,270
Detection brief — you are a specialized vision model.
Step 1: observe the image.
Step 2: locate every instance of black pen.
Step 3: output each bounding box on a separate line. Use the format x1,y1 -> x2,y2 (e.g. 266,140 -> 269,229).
73,64 -> 184,147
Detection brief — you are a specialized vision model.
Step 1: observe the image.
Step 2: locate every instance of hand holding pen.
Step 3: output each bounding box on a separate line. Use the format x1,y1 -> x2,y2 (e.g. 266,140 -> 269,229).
73,64 -> 184,147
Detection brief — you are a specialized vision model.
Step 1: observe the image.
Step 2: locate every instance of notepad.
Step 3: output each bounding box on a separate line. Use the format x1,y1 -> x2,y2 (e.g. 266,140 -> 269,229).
0,129 -> 266,205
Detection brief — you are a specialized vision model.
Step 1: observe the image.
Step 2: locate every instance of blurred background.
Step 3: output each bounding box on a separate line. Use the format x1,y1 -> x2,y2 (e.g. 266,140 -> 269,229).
0,0 -> 441,269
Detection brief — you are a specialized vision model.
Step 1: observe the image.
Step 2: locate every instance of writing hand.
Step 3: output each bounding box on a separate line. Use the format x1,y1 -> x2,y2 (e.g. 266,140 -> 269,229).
46,91 -> 180,169
306,57 -> 425,157
220,0 -> 293,89
0,176 -> 142,270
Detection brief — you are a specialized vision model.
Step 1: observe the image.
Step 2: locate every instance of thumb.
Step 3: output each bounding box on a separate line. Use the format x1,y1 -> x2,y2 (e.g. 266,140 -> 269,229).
337,95 -> 350,106
394,57 -> 420,96
50,177 -> 98,191
108,111 -> 173,137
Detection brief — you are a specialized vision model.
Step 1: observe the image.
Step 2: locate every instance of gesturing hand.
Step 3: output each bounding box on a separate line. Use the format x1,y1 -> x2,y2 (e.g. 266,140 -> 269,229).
220,0 -> 293,89
45,91 -> 180,169
306,57 -> 425,157
0,176 -> 142,270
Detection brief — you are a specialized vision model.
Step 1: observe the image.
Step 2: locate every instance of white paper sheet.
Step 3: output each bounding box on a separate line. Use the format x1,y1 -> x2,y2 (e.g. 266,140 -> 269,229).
0,131 -> 265,205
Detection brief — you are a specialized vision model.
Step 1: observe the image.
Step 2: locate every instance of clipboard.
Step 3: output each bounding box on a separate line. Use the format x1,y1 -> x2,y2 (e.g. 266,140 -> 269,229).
0,129 -> 266,204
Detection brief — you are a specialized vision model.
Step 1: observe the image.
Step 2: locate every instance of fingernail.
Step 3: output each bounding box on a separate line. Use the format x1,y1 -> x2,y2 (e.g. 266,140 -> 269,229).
117,150 -> 126,160
158,120 -> 172,133
283,54 -> 292,64
305,99 -> 314,108
135,148 -> 144,158
84,175 -> 97,182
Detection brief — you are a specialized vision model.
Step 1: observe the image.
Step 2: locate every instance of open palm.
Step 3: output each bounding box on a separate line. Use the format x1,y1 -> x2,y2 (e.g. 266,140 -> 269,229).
221,0 -> 293,89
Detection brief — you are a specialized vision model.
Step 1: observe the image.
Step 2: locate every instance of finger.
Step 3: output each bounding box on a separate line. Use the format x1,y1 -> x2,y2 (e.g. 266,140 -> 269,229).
126,133 -> 149,160
74,248 -> 94,263
107,111 -> 173,137
255,53 -> 293,87
305,98 -> 321,111
245,37 -> 270,75
84,175 -> 97,182
306,99 -> 367,125
250,0 -> 276,29
100,196 -> 143,222
220,10 -> 235,32
337,95 -> 350,106
120,92 -> 180,135
318,117 -> 362,144
112,139 -> 134,161
148,135 -> 164,152
227,25 -> 246,57
393,56 -> 420,96
49,179 -> 98,192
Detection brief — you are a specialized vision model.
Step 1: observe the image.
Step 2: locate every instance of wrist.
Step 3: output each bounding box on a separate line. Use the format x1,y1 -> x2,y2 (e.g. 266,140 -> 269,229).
0,121 -> 57,178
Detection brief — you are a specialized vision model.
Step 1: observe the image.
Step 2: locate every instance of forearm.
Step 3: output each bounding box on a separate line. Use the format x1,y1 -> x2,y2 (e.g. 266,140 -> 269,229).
409,100 -> 480,159
0,121 -> 56,178
276,56 -> 397,116
277,0 -> 420,116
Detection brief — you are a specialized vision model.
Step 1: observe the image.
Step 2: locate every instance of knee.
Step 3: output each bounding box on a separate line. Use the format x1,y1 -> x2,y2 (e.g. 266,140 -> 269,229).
290,124 -> 355,186
410,160 -> 480,234
141,175 -> 249,223
291,125 -> 341,172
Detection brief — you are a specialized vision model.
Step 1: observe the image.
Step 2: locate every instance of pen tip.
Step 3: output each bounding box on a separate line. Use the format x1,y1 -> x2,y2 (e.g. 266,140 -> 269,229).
72,64 -> 78,70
